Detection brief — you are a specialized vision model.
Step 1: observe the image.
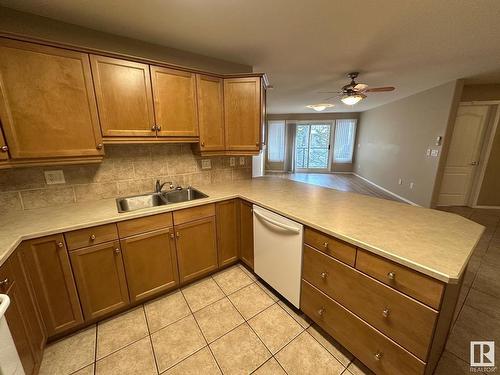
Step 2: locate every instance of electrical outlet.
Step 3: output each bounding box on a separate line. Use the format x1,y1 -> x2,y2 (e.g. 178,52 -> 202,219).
229,157 -> 236,167
239,157 -> 245,166
431,149 -> 439,157
44,170 -> 65,185
398,178 -> 402,185
201,159 -> 211,170
409,182 -> 414,189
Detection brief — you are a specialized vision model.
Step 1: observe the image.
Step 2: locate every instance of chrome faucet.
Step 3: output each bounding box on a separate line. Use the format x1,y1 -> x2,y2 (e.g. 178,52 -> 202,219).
155,179 -> 174,193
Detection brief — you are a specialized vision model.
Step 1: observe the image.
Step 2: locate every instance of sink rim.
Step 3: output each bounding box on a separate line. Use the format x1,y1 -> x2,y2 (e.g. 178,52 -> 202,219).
116,187 -> 208,213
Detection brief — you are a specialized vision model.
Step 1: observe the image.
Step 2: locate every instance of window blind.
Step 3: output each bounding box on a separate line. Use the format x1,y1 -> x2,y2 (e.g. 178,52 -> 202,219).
267,121 -> 285,162
333,119 -> 357,163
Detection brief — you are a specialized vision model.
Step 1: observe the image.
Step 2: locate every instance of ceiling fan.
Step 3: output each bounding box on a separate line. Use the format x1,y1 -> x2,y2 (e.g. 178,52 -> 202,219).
321,72 -> 395,106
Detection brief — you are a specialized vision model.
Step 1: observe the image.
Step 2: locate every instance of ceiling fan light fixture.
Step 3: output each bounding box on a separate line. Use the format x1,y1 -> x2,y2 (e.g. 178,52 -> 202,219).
306,103 -> 335,112
341,93 -> 366,106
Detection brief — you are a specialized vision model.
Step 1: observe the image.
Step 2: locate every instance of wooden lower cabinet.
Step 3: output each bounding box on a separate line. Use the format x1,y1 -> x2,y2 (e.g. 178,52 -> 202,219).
175,216 -> 218,283
21,235 -> 83,337
121,228 -> 179,302
216,200 -> 239,267
70,241 -> 129,320
239,200 -> 254,269
301,280 -> 425,375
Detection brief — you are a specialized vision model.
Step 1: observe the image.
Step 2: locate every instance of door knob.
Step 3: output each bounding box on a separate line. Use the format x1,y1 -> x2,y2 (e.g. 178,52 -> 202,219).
89,234 -> 96,241
0,145 -> 8,152
114,248 -> 120,255
317,307 -> 325,316
320,272 -> 328,280
387,271 -> 396,280
57,242 -> 64,248
382,308 -> 390,318
374,351 -> 383,361
156,125 -> 162,131
151,125 -> 157,131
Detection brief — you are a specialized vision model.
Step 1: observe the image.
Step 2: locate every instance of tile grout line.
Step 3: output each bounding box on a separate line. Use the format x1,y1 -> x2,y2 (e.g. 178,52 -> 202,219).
178,287 -> 225,375
141,304 -> 161,375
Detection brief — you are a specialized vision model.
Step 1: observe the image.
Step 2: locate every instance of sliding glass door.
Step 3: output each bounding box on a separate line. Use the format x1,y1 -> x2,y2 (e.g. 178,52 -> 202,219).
295,123 -> 332,171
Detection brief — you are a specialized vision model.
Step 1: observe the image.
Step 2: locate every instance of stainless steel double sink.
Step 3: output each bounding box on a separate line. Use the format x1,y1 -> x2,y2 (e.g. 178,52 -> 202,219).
116,187 -> 208,213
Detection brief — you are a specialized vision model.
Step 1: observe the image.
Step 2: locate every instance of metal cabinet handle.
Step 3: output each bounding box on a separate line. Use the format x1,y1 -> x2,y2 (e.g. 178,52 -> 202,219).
114,248 -> 120,255
152,125 -> 157,131
57,242 -> 64,248
1,145 -> 8,152
96,143 -> 103,150
323,242 -> 329,249
374,351 -> 383,361
317,307 -> 325,316
387,271 -> 396,280
0,278 -> 9,290
382,308 -> 390,318
201,141 -> 205,147
156,125 -> 162,131
176,232 -> 180,238
320,272 -> 328,280
170,233 -> 175,239
89,234 -> 96,241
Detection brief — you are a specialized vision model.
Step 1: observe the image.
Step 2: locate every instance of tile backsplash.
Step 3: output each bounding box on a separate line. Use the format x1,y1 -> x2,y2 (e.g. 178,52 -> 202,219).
0,144 -> 252,212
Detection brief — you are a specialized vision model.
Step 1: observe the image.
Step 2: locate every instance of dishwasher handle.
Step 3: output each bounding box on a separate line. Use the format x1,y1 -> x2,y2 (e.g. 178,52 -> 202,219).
253,210 -> 300,233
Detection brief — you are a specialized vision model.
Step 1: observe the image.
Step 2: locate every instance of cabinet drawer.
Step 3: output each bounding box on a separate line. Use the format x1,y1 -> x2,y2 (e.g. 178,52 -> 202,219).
301,280 -> 425,375
173,203 -> 215,225
356,250 -> 444,310
304,228 -> 356,266
303,245 -> 437,360
117,213 -> 173,238
65,224 -> 118,250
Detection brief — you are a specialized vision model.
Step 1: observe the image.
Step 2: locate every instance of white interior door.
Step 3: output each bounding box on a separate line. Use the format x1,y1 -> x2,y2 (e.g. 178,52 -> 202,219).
438,105 -> 490,206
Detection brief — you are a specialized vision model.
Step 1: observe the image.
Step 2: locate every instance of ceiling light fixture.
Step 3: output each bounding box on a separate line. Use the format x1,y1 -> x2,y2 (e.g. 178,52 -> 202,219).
340,93 -> 366,106
306,103 -> 335,112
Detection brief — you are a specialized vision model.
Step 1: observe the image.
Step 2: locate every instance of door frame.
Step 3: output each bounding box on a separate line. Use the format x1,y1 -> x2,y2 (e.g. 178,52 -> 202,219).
438,101 -> 500,208
462,101 -> 500,208
294,121 -> 334,173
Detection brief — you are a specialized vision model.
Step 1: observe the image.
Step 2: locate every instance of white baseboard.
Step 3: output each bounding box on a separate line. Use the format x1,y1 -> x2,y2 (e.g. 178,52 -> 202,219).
352,173 -> 420,206
472,205 -> 500,209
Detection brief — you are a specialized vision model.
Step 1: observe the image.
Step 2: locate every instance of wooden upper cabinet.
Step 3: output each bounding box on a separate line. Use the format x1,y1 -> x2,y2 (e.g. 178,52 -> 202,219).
20,235 -> 84,337
216,200 -> 239,267
224,77 -> 262,151
239,200 -> 254,269
175,216 -> 218,284
151,66 -> 199,137
90,55 -> 156,138
0,39 -> 103,159
70,241 -> 129,320
0,128 -> 8,161
196,75 -> 225,151
121,228 -> 179,302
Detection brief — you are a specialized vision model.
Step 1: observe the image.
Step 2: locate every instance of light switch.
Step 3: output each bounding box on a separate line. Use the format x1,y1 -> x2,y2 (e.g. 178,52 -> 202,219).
201,159 -> 211,169
239,157 -> 245,166
229,157 -> 236,167
44,170 -> 65,185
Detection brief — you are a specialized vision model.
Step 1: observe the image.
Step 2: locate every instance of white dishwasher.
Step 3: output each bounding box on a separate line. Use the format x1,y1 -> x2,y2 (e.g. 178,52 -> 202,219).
0,294 -> 25,375
253,205 -> 303,308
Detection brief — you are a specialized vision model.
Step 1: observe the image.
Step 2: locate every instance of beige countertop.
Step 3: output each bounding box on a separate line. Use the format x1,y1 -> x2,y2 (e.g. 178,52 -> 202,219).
0,177 -> 484,283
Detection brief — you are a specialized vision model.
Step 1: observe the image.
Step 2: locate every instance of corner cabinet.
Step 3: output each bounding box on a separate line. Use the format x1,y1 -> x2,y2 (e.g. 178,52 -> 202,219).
224,77 -> 262,152
216,200 -> 240,267
0,39 -> 104,163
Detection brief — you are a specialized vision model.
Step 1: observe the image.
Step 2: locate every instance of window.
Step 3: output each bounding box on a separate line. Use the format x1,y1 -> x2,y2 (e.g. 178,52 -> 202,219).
295,123 -> 332,170
267,121 -> 285,162
333,119 -> 357,163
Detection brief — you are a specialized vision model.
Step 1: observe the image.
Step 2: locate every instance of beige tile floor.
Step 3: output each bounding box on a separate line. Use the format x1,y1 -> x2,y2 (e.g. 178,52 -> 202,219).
38,207 -> 500,375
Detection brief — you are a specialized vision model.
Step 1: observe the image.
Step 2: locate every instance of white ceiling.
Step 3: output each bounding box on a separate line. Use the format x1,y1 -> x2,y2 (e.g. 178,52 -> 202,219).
2,0 -> 500,113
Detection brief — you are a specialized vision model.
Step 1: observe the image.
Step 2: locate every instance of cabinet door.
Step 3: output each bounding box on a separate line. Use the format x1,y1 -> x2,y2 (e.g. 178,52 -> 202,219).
175,216 -> 218,283
151,66 -> 199,137
216,200 -> 239,267
239,200 -> 254,269
21,235 -> 84,337
0,128 -> 8,161
121,228 -> 179,303
10,251 -> 47,364
0,39 -> 103,159
70,241 -> 129,320
197,75 -> 224,151
224,77 -> 261,151
90,55 -> 156,138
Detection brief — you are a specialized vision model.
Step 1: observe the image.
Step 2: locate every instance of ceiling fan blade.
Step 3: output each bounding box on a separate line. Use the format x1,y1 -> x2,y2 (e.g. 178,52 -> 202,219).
317,91 -> 342,94
365,86 -> 395,92
354,83 -> 369,91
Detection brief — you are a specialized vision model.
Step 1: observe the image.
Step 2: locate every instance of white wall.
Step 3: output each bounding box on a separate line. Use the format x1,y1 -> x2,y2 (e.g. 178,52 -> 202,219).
354,81 -> 460,207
